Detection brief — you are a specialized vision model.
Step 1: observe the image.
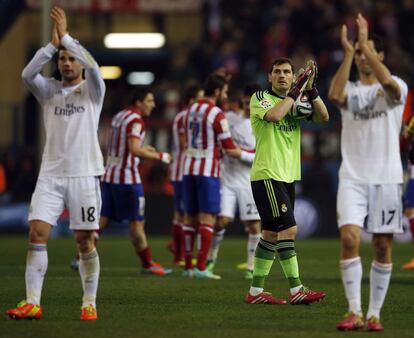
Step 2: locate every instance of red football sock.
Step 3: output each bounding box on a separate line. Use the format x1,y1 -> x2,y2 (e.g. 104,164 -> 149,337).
183,225 -> 196,269
172,220 -> 184,262
197,224 -> 214,271
138,246 -> 152,268
409,217 -> 414,241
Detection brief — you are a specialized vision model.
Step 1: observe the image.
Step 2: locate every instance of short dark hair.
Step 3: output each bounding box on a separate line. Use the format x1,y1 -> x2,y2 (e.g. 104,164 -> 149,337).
203,74 -> 228,96
130,86 -> 153,105
183,83 -> 202,106
370,34 -> 384,53
269,57 -> 295,74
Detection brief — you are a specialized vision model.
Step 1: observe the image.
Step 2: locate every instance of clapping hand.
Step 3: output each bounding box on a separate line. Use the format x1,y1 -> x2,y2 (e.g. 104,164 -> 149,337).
50,6 -> 68,39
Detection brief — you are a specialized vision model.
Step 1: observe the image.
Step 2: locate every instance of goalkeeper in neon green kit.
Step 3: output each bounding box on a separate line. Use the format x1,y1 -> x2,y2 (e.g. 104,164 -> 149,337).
245,57 -> 329,305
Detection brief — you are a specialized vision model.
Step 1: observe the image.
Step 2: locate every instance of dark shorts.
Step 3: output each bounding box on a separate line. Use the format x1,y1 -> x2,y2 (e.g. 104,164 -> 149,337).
251,179 -> 296,232
405,179 -> 414,209
101,182 -> 145,221
172,181 -> 184,213
182,175 -> 220,214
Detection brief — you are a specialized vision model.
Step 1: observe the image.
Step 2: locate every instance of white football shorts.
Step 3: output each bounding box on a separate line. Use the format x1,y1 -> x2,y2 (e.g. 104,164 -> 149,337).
337,180 -> 403,234
29,176 -> 101,230
220,184 -> 260,221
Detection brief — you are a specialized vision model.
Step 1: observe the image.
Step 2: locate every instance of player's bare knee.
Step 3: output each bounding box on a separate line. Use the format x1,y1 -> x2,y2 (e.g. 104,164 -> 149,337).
262,230 -> 278,243
28,222 -> 50,243
373,235 -> 392,262
75,230 -> 95,254
340,230 -> 359,253
246,221 -> 261,234
277,225 -> 297,240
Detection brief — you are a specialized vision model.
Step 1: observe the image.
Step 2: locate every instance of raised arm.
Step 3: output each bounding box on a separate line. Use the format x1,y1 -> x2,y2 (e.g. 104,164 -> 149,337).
311,97 -> 329,123
264,67 -> 313,122
328,25 -> 354,108
21,25 -> 60,103
51,6 -> 105,103
304,60 -> 329,123
355,13 -> 401,102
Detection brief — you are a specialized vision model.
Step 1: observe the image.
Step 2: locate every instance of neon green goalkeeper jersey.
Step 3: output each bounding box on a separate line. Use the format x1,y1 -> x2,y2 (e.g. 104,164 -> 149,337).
250,89 -> 301,183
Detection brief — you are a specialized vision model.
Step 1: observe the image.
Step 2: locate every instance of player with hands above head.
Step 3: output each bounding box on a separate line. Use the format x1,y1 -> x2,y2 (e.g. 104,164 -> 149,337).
7,6 -> 105,321
329,13 -> 408,332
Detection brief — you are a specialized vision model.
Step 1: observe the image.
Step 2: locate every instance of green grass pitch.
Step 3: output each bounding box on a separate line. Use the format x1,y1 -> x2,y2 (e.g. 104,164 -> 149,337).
0,236 -> 413,338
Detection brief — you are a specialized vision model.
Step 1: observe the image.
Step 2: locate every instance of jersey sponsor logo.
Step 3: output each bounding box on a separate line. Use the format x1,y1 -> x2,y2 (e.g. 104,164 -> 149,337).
376,89 -> 385,97
259,99 -> 273,109
353,110 -> 387,120
132,123 -> 142,134
220,119 -> 230,132
275,123 -> 298,132
54,103 -> 86,116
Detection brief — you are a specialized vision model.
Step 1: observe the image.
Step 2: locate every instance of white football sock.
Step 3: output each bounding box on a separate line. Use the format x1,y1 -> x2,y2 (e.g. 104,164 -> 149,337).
207,229 -> 225,262
367,261 -> 392,319
25,243 -> 48,305
249,287 -> 263,296
247,234 -> 260,271
340,256 -> 362,315
79,249 -> 100,308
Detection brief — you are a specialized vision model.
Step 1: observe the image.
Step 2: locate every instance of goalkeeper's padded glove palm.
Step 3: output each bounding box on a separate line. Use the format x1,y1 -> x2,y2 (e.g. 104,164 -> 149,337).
305,60 -> 319,100
288,66 -> 313,101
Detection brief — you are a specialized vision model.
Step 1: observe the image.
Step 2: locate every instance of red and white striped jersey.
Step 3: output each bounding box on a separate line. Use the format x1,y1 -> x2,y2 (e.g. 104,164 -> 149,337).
169,109 -> 187,182
102,108 -> 145,184
183,99 -> 235,177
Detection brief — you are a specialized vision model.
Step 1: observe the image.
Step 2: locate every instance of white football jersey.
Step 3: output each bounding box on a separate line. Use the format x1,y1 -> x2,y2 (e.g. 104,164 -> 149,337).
339,76 -> 408,183
221,111 -> 255,187
22,34 -> 105,177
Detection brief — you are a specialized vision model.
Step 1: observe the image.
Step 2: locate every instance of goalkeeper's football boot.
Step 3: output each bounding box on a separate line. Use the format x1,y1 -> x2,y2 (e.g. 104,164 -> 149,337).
336,312 -> 365,331
142,262 -> 172,276
402,258 -> 414,270
80,304 -> 98,321
289,286 -> 326,305
194,267 -> 221,280
366,316 -> 384,332
245,292 -> 287,305
7,300 -> 42,320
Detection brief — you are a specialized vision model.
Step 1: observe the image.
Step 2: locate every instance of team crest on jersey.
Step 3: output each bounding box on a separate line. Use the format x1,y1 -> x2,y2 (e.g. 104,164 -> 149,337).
281,204 -> 287,213
259,99 -> 272,109
376,89 -> 385,97
74,88 -> 82,95
220,119 -> 229,132
132,123 -> 142,134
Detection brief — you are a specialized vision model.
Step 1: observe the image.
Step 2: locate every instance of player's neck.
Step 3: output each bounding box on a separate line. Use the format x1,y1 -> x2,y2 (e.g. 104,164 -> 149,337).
62,77 -> 82,87
204,96 -> 216,105
359,72 -> 378,86
271,86 -> 287,98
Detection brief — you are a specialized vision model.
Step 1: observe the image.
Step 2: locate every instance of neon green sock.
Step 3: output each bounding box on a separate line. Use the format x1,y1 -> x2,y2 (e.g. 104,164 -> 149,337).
276,240 -> 302,288
251,238 -> 276,289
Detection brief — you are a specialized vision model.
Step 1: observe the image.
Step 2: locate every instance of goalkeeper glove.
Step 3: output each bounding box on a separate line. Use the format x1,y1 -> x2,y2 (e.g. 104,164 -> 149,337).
287,66 -> 313,101
305,60 -> 319,100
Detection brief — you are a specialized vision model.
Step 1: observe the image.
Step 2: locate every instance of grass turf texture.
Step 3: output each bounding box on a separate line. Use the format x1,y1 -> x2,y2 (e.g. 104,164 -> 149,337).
1,236 -> 413,338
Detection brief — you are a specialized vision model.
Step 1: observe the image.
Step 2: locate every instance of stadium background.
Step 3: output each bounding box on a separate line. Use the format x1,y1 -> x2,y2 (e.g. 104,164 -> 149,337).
0,0 -> 413,239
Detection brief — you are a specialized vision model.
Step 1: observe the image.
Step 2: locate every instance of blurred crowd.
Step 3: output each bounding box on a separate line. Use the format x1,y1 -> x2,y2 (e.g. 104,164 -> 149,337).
1,0 -> 414,204
158,0 -> 414,101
